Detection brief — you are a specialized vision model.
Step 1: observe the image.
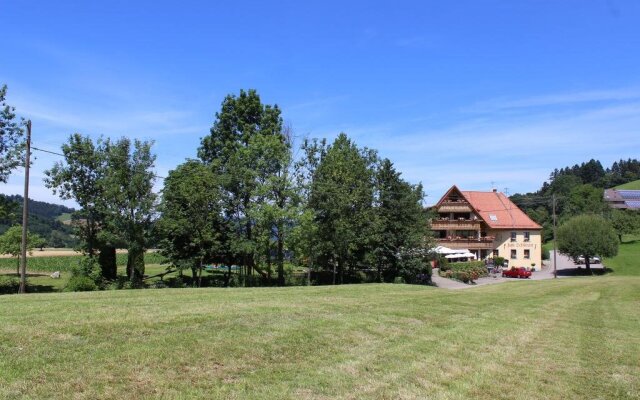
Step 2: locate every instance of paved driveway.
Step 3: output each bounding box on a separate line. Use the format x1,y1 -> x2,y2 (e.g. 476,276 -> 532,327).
431,251 -> 607,289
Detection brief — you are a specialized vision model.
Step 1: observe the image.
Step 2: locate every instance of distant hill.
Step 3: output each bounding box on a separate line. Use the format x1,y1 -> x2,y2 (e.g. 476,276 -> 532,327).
0,195 -> 79,248
615,179 -> 640,190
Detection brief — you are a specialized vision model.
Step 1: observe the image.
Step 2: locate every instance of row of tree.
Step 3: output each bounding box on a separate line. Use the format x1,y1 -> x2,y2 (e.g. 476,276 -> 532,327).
158,90 -> 432,286
1,86 -> 433,287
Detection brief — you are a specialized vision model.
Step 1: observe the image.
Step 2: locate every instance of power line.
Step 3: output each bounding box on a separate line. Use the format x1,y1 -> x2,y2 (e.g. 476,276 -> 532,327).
31,145 -> 166,180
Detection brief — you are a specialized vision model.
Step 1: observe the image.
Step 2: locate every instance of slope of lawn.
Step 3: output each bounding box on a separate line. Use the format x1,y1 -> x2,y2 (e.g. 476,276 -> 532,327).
1,278 -> 639,399
604,234 -> 640,276
615,179 -> 640,190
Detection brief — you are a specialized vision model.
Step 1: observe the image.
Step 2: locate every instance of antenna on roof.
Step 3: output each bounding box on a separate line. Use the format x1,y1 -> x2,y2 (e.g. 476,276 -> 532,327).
490,181 -> 496,191
503,187 -> 509,196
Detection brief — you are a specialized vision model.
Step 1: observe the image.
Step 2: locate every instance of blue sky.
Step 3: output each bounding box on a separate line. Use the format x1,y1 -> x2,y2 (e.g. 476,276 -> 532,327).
1,0 -> 640,206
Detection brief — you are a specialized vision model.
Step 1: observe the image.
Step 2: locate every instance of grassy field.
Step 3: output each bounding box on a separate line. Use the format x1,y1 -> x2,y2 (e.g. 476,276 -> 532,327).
615,179 -> 640,190
0,251 -> 166,272
604,235 -> 640,276
1,277 -> 639,399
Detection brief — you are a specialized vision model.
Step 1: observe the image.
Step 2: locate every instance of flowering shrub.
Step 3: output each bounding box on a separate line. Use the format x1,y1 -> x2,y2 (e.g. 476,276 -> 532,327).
439,261 -> 486,284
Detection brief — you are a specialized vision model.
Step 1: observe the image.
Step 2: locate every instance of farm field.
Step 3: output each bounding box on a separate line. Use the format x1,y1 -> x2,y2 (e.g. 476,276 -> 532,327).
614,179 -> 640,190
1,277 -> 639,399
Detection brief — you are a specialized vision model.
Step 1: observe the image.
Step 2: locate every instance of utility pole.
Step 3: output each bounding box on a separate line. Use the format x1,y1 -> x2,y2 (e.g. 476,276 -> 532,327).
552,193 -> 557,279
19,120 -> 31,294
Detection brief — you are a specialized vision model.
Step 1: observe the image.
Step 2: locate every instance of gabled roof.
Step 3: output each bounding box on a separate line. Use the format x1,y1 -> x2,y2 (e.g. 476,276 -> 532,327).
436,185 -> 542,230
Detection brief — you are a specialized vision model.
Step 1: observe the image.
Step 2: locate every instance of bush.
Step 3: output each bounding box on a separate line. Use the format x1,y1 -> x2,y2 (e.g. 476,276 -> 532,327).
438,260 -> 486,284
393,276 -> 405,284
494,256 -> 505,267
542,247 -> 550,260
0,276 -> 19,295
64,275 -> 97,292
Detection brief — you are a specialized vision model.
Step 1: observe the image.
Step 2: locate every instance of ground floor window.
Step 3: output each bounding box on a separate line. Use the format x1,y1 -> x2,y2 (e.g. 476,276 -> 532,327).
524,249 -> 530,259
493,250 -> 499,258
510,249 -> 517,259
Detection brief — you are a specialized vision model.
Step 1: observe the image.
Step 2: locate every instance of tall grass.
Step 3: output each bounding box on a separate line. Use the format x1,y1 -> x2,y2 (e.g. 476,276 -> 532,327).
0,252 -> 166,272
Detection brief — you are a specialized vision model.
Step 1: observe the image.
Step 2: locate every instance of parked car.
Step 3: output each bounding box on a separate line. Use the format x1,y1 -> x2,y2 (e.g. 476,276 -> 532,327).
502,267 -> 532,279
575,256 -> 601,264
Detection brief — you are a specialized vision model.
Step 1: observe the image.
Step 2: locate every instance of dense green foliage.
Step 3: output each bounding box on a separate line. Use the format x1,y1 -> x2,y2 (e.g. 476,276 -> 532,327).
439,260 -> 487,283
557,214 -> 618,270
0,194 -> 77,247
35,90 -> 430,290
511,158 -> 640,241
0,226 -> 45,274
45,135 -> 157,282
0,84 -> 24,185
157,160 -> 226,284
610,209 -> 640,243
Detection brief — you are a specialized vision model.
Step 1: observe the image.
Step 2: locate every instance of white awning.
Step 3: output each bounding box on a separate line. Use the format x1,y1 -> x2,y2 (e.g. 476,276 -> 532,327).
445,252 -> 477,259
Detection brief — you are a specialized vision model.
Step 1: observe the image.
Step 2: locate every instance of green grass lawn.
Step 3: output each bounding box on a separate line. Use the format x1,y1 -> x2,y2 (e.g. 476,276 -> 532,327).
614,179 -> 640,190
1,278 -> 639,399
604,234 -> 640,276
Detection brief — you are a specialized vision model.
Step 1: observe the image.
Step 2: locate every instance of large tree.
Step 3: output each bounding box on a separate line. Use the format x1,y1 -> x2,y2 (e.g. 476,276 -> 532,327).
157,160 -> 227,286
0,85 -> 24,184
198,89 -> 285,281
610,209 -> 640,243
44,134 -> 122,279
45,134 -> 105,257
101,138 -> 157,282
308,133 -> 377,284
374,158 -> 432,282
557,214 -> 618,271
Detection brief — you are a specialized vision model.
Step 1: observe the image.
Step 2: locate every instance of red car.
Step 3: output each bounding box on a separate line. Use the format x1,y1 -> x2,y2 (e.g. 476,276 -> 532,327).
502,267 -> 532,279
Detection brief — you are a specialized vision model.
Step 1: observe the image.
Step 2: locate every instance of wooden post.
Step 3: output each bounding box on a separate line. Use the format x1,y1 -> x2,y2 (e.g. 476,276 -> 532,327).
19,120 -> 31,294
552,193 -> 557,279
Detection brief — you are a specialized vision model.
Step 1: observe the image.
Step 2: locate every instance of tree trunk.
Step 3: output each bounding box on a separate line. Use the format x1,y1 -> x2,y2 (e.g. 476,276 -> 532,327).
128,245 -> 145,282
98,245 -> 117,280
585,258 -> 592,274
332,259 -> 336,285
198,257 -> 203,288
277,225 -> 285,286
16,256 -> 20,276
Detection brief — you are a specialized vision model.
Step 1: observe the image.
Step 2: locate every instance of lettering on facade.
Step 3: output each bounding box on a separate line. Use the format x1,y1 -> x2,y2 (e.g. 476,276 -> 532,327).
503,243 -> 537,249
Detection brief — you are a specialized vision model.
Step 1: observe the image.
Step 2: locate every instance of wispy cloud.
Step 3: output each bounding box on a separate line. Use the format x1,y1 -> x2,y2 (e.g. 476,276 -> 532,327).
466,87 -> 640,113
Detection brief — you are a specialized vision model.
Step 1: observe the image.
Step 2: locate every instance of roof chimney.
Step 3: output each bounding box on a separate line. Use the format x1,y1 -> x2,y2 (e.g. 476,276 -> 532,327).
492,188 -> 497,193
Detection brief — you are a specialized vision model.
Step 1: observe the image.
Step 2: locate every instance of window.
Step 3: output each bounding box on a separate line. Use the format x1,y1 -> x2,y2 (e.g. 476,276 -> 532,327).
510,231 -> 517,242
489,214 -> 498,221
510,249 -> 517,259
524,231 -> 530,242
524,249 -> 530,259
493,250 -> 499,258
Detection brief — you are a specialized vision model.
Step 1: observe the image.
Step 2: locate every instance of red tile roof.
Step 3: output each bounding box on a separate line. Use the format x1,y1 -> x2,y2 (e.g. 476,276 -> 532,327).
435,185 -> 542,230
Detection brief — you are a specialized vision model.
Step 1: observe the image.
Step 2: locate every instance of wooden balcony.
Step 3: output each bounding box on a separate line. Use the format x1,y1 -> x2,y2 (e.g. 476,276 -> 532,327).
431,219 -> 481,231
437,201 -> 472,213
437,237 -> 495,250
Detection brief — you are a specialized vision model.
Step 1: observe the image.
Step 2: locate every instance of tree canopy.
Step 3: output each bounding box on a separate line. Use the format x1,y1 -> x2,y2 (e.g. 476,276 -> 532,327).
557,214 -> 618,271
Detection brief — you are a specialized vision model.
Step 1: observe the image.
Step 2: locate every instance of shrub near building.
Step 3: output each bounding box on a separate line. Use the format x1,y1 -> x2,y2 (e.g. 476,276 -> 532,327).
439,261 -> 487,283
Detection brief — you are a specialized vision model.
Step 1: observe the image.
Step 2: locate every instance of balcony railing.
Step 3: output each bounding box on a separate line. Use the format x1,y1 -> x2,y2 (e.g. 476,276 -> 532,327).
437,236 -> 495,250
438,201 -> 472,213
431,219 -> 481,231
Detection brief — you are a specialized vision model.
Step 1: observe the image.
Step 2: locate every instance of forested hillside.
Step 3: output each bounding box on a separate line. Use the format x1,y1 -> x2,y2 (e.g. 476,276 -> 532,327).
511,159 -> 640,241
0,194 -> 78,247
